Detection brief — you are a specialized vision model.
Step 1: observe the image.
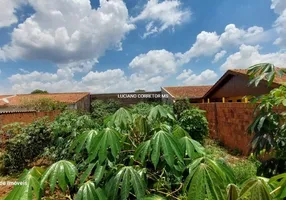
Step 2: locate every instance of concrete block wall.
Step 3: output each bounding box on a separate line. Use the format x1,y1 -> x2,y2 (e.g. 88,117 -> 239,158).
0,111 -> 61,127
194,103 -> 255,155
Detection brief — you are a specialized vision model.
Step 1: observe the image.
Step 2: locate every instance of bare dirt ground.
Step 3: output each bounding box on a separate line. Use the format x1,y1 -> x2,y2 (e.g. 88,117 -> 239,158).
0,176 -> 18,200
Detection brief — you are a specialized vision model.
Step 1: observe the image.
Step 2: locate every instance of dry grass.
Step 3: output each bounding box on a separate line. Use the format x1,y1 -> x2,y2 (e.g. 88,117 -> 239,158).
204,138 -> 260,184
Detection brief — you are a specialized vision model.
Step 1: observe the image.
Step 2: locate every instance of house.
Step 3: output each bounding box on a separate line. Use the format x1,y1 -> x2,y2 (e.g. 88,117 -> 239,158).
203,69 -> 286,103
0,92 -> 91,112
162,68 -> 286,104
161,86 -> 212,104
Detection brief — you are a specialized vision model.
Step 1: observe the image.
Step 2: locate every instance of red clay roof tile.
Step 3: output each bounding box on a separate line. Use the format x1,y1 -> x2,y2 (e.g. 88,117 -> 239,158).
230,68 -> 286,85
0,92 -> 90,107
163,85 -> 212,99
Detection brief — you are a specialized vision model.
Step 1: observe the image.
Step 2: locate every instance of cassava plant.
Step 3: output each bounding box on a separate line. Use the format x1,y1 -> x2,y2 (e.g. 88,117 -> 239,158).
4,102 -> 286,199
247,63 -> 286,176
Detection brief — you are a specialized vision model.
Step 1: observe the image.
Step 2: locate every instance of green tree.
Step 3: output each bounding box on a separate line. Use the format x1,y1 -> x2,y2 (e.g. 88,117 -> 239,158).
31,89 -> 48,94
135,89 -> 146,93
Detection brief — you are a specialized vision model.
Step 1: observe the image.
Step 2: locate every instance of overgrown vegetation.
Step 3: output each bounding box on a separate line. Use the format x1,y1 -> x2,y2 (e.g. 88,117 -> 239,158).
178,108 -> 209,142
205,139 -> 258,184
173,99 -> 191,118
91,99 -> 121,124
1,63 -> 286,199
2,119 -> 52,173
20,98 -> 67,111
247,64 -> 286,177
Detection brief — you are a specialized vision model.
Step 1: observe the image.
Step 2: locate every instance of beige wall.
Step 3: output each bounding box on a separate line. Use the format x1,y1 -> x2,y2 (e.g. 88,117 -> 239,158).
75,95 -> 90,112
161,88 -> 174,104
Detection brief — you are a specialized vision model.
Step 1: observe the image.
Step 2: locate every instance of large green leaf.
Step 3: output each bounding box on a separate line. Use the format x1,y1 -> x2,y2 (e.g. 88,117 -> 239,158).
111,108 -> 133,130
40,160 -> 78,193
142,195 -> 167,200
79,163 -> 106,185
172,125 -> 188,138
5,167 -> 44,200
148,105 -> 175,122
247,63 -> 286,87
151,130 -> 183,167
248,63 -> 276,87
226,184 -> 239,200
179,136 -> 205,159
239,177 -> 272,200
133,114 -> 149,136
70,130 -> 99,153
184,157 -> 234,200
75,181 -> 107,200
134,130 -> 183,168
269,173 -> 286,199
134,140 -> 151,165
106,166 -> 146,200
88,128 -> 122,163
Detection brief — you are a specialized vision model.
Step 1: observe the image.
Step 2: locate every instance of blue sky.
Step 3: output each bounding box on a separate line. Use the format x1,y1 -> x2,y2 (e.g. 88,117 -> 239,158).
0,0 -> 285,94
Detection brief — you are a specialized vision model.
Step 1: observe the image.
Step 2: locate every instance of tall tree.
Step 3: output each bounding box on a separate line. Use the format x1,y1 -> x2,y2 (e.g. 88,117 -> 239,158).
31,89 -> 48,94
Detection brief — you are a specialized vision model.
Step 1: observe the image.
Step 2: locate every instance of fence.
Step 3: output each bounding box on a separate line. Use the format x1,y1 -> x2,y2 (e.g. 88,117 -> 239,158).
193,103 -> 256,155
0,110 -> 61,127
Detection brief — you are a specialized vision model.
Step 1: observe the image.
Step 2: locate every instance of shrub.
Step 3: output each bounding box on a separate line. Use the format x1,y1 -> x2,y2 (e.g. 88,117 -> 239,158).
178,108 -> 209,142
173,98 -> 190,118
20,98 -> 67,111
130,102 -> 153,116
3,119 -> 52,173
51,110 -> 97,138
48,110 -> 99,161
91,99 -> 121,124
0,122 -> 26,140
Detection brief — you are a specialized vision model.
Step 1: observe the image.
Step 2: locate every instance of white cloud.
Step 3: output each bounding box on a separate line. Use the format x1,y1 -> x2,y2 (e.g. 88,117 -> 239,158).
0,48 -> 5,61
271,0 -> 286,15
0,0 -> 26,28
8,69 -> 79,93
220,24 -> 265,46
177,69 -> 218,85
58,59 -> 98,73
273,9 -> 286,47
176,69 -> 192,80
148,76 -> 166,84
221,44 -> 286,71
19,68 -> 30,73
131,0 -> 190,38
9,67 -> 75,84
271,0 -> 286,47
212,50 -> 227,63
8,67 -> 167,94
127,24 -> 266,82
178,31 -> 221,64
0,0 -> 144,94
1,0 -> 135,65
177,24 -> 266,65
82,69 -> 125,86
129,49 -> 179,76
